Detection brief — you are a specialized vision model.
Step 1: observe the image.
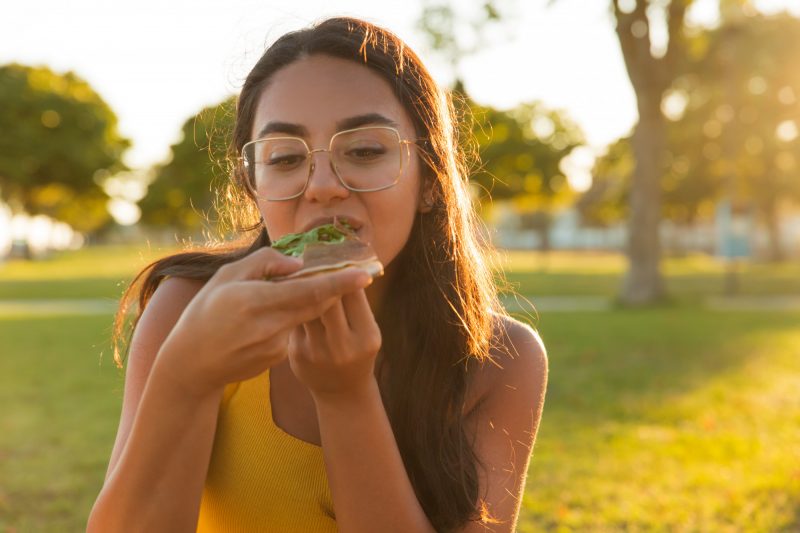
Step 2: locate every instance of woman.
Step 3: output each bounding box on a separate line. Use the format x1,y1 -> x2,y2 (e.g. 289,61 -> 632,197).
88,17 -> 547,533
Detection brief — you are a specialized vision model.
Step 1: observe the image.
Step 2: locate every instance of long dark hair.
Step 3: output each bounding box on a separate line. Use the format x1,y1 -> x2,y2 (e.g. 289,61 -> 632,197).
113,17 -> 506,531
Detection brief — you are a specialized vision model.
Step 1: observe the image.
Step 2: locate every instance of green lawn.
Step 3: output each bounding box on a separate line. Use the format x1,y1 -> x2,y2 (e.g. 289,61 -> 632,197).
496,250 -> 800,299
0,244 -> 182,300
1,245 -> 798,531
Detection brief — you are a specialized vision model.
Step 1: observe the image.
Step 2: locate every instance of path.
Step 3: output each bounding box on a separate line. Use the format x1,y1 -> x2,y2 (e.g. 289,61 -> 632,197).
2,295 -> 800,317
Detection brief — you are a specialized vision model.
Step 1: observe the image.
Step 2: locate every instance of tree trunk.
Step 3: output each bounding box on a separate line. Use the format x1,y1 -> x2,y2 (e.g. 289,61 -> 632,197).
610,0 -> 685,305
538,214 -> 552,253
620,104 -> 666,305
762,199 -> 784,262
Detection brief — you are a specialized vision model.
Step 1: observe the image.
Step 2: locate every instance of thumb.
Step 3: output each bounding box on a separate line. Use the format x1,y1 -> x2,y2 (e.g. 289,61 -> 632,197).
214,247 -> 302,283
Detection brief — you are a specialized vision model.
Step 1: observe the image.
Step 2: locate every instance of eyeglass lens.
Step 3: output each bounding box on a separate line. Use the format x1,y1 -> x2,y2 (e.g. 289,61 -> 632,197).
245,127 -> 402,200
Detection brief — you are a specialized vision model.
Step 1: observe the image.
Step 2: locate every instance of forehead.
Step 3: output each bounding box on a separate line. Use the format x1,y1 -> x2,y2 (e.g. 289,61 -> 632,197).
251,54 -> 413,140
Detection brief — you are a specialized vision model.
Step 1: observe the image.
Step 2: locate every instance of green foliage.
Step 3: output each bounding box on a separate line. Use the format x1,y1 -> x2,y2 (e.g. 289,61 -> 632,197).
677,12 -> 800,212
465,96 -> 584,209
138,97 -> 236,232
576,138 -> 632,226
0,64 -> 130,233
417,0 -> 584,233
416,0 -> 513,76
579,11 -> 800,230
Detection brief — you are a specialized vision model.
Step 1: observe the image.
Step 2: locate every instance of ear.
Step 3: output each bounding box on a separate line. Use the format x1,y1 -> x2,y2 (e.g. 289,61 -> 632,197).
418,178 -> 437,214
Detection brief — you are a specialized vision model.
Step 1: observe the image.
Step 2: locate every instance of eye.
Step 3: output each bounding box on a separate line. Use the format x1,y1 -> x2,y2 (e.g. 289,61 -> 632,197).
346,145 -> 387,160
267,154 -> 306,168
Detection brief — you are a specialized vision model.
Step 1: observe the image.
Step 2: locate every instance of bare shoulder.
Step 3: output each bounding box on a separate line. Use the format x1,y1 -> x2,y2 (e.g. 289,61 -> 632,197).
145,276 -> 207,320
128,276 -> 207,357
469,314 -> 548,410
493,314 -> 547,371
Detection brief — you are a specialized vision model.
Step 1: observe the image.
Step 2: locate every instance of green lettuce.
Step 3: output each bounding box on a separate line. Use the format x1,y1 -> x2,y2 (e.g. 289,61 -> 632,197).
270,221 -> 354,258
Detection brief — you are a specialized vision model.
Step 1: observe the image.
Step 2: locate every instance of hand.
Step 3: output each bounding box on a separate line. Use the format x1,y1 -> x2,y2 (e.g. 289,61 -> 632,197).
155,248 -> 373,399
287,282 -> 382,402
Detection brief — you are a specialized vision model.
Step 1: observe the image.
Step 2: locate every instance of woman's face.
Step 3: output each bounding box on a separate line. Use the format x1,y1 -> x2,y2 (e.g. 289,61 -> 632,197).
250,54 -> 424,281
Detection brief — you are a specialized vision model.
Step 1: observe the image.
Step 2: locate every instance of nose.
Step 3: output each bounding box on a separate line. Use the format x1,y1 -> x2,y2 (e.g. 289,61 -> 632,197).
303,149 -> 350,202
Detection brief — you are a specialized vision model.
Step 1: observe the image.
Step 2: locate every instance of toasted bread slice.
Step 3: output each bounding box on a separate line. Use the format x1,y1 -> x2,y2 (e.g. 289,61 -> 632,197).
269,222 -> 383,281
273,239 -> 384,280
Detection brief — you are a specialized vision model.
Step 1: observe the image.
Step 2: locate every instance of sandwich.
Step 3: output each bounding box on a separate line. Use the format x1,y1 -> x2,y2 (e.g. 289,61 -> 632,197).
268,218 -> 384,281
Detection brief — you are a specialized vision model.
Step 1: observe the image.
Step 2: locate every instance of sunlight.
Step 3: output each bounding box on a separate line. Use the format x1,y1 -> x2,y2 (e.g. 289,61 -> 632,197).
107,198 -> 142,226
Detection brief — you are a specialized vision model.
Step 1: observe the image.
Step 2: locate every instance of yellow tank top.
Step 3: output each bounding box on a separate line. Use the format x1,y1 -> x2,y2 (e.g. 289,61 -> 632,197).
196,368 -> 337,532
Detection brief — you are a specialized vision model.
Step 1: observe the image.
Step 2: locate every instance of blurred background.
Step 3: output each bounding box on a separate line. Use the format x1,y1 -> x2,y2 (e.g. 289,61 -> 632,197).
1,0 -> 799,531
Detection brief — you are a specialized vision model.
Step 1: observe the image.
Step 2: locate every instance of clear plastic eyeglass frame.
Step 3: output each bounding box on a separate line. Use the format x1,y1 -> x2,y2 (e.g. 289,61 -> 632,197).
241,125 -> 419,201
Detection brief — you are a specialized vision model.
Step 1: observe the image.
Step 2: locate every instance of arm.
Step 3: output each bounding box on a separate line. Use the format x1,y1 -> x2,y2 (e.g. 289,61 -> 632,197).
314,379 -> 437,533
282,249 -> 547,531
457,319 -> 548,532
304,314 -> 546,533
287,287 -> 436,532
87,277 -> 222,532
88,251 -> 374,531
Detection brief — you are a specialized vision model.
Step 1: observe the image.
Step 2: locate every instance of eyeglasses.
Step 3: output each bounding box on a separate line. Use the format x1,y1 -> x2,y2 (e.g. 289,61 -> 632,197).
241,126 -> 417,201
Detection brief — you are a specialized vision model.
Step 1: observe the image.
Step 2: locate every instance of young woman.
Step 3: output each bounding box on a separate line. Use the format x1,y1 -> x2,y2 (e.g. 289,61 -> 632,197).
88,17 -> 547,533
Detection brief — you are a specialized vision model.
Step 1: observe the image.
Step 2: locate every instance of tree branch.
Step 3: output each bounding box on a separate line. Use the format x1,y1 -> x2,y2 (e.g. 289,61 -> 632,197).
613,0 -> 657,94
661,0 -> 690,84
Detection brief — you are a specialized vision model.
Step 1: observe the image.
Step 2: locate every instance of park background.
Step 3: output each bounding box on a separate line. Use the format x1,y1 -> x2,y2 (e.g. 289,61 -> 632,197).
1,0 -> 799,530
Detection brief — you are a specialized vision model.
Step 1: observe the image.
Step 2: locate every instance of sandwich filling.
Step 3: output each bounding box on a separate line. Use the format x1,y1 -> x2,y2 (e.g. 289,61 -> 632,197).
269,218 -> 384,280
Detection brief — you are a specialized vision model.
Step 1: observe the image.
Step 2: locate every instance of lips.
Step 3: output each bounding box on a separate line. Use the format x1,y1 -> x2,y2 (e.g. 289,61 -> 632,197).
301,215 -> 363,233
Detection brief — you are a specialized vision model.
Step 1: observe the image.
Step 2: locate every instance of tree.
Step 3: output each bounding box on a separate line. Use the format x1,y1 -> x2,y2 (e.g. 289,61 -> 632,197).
416,1 -> 511,87
576,137 -> 632,228
138,97 -> 235,234
604,0 -> 694,304
681,9 -> 800,260
0,64 -> 130,233
580,8 -> 800,262
465,95 -> 584,249
417,1 -> 585,250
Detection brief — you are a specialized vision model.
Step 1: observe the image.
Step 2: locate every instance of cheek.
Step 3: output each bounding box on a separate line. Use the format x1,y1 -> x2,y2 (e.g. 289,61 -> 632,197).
368,186 -> 420,268
259,201 -> 295,241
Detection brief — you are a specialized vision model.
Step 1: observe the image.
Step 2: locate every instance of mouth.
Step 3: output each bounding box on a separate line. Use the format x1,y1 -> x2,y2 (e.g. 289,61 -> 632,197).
301,215 -> 364,234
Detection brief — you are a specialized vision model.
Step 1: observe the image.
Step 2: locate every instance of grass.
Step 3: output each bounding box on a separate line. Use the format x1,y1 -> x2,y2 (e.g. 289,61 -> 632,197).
0,244 -> 182,300
0,315 -> 122,532
518,309 -> 800,532
1,244 -> 799,531
495,249 -> 800,300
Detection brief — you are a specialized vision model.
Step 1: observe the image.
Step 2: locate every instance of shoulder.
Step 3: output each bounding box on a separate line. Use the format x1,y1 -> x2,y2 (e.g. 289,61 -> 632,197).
468,314 -> 548,414
128,276 -> 208,359
494,314 -> 548,383
148,276 -> 207,315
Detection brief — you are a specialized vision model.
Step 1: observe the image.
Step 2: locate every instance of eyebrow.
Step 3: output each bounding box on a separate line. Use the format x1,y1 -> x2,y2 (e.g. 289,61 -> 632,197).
255,113 -> 400,139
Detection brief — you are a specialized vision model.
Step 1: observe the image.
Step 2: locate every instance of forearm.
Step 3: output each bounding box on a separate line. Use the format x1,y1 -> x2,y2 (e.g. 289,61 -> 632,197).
313,380 -> 437,533
87,358 -> 224,533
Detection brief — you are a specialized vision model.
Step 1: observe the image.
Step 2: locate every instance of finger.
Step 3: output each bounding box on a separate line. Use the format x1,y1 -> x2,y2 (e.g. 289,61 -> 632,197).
213,247 -> 303,284
289,325 -> 308,361
319,298 -> 349,334
302,320 -> 326,362
252,266 -> 372,316
303,318 -> 326,344
341,289 -> 380,338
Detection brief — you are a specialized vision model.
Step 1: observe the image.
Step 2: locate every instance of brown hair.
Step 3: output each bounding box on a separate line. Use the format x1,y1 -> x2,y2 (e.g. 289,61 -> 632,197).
113,17 -> 506,531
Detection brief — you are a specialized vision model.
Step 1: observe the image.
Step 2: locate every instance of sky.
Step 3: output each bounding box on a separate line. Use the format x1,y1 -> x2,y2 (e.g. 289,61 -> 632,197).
2,0 -> 799,204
